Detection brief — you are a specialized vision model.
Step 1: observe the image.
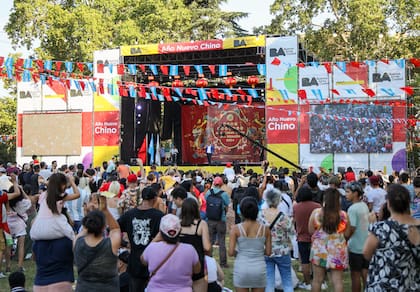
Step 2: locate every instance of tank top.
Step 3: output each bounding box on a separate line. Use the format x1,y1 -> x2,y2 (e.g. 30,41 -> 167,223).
180,219 -> 205,280
74,236 -> 118,292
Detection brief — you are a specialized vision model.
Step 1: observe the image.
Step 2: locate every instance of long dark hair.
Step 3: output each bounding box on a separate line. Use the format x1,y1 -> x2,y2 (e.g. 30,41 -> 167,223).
47,173 -> 67,214
180,198 -> 200,226
322,188 -> 341,234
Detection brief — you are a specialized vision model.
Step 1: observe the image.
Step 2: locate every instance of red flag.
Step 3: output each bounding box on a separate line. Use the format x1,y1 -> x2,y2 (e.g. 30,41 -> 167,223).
380,59 -> 389,64
139,65 -> 146,72
232,95 -> 238,102
247,95 -> 252,106
297,63 -> 305,68
55,61 -> 62,71
400,86 -> 414,96
48,76 -> 53,87
191,90 -> 197,97
15,72 -> 22,82
350,61 -> 361,68
0,57 -> 4,67
117,64 -> 125,75
65,79 -> 71,89
97,63 -> 104,73
162,87 -> 171,98
139,86 -> 146,98
160,65 -> 168,75
210,89 -> 219,99
362,88 -> 376,97
77,62 -> 84,72
271,57 -> 281,66
208,65 -> 216,75
80,81 -> 85,91
32,73 -> 39,83
183,65 -> 190,76
331,89 -> 340,95
298,89 -> 307,99
324,63 -> 332,74
15,58 -> 24,68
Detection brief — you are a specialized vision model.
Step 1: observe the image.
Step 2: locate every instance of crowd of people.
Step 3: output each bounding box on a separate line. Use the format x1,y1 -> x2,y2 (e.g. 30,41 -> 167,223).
310,104 -> 393,153
0,157 -> 419,292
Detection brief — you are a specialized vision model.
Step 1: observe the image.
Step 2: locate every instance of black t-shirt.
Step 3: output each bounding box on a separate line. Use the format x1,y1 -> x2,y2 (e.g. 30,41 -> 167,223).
119,271 -> 129,292
30,173 -> 40,194
118,208 -> 163,278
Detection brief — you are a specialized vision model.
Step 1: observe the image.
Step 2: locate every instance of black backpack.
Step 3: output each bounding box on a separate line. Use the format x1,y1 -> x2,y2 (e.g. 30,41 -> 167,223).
206,189 -> 224,221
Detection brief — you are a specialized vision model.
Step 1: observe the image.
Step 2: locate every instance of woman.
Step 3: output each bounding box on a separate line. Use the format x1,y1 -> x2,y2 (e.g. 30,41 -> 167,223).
260,189 -> 294,292
180,198 -> 211,292
74,195 -> 121,291
229,197 -> 272,292
309,188 -> 349,292
7,185 -> 31,272
141,214 -> 201,292
363,184 -> 420,291
31,173 -> 80,292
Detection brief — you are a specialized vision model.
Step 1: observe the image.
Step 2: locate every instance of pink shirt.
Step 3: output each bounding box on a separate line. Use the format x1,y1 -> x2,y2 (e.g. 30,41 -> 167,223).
143,241 -> 199,292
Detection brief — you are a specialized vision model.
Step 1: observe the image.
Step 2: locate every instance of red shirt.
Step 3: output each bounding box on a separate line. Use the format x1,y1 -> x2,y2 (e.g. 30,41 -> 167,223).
293,201 -> 321,242
345,172 -> 356,182
0,192 -> 9,231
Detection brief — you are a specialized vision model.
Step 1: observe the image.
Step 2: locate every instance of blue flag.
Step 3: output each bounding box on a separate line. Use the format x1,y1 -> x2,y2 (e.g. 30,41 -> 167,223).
148,135 -> 155,164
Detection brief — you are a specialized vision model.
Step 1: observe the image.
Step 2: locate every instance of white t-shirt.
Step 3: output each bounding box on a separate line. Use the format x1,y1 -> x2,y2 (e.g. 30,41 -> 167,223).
223,167 -> 235,182
366,187 -> 387,213
205,255 -> 218,283
39,169 -> 52,180
261,192 -> 293,217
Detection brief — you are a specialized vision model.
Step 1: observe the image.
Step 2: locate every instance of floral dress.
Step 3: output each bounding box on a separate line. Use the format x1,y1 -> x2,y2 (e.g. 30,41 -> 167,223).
260,210 -> 295,256
310,208 -> 348,270
367,219 -> 420,291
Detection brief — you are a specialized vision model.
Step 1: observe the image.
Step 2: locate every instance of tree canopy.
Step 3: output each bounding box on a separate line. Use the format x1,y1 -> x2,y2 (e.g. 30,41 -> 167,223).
5,0 -> 247,61
258,0 -> 419,61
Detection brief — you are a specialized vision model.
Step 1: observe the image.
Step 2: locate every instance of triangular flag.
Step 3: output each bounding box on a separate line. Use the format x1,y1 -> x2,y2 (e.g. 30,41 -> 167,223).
155,135 -> 161,166
271,57 -> 281,66
400,86 -> 414,96
86,63 -> 93,72
55,61 -> 62,71
208,65 -> 216,75
169,65 -> 178,76
149,65 -> 158,75
219,65 -> 227,77
257,64 -> 266,76
97,63 -> 104,73
117,64 -> 125,75
148,134 -> 155,165
298,89 -> 307,99
65,61 -> 73,72
128,64 -> 137,75
183,65 -> 190,76
77,62 -> 84,72
160,65 -> 168,75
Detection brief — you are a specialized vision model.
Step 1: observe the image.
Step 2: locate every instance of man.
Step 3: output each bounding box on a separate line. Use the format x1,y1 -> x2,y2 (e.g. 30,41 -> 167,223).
170,145 -> 179,165
344,182 -> 370,292
206,142 -> 214,165
51,160 -> 58,173
118,187 -> 163,292
223,163 -> 235,183
400,172 -> 415,203
171,186 -> 197,217
205,176 -> 230,268
8,271 -> 27,292
365,175 -> 386,217
30,164 -> 42,195
117,160 -> 131,180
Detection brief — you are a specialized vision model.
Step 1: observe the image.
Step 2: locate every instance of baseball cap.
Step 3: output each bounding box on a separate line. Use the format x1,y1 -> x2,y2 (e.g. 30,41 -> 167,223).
369,175 -> 380,186
160,214 -> 181,238
127,174 -> 138,184
226,162 -> 232,167
213,176 -> 223,186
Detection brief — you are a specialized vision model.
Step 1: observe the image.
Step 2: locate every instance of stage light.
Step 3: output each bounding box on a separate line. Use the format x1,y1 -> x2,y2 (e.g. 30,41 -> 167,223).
137,105 -> 142,110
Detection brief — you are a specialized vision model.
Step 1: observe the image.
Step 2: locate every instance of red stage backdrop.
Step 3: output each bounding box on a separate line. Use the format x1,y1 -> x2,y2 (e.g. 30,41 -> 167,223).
181,104 -> 265,164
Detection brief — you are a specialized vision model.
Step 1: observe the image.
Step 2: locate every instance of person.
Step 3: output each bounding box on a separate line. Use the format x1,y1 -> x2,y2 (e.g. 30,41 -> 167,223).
229,197 -> 271,292
171,186 -> 198,217
117,160 -> 131,180
74,195 -> 121,291
141,214 -> 201,292
206,176 -> 230,268
179,198 -> 211,292
6,185 -> 31,272
119,174 -> 141,213
223,163 -> 235,183
65,176 -> 90,233
8,271 -> 27,292
345,167 -> 356,183
260,189 -> 294,292
30,173 -> 80,241
309,188 -> 349,292
206,142 -> 214,165
400,172 -> 415,203
170,145 -> 179,165
205,253 -> 224,292
293,187 -> 321,290
363,184 -> 420,291
344,182 -> 370,292
118,250 -> 130,292
118,186 -> 164,292
365,175 -> 386,218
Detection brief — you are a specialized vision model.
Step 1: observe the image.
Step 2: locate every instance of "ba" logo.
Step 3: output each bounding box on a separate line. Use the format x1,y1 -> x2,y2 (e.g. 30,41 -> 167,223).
372,72 -> 391,82
270,48 -> 286,57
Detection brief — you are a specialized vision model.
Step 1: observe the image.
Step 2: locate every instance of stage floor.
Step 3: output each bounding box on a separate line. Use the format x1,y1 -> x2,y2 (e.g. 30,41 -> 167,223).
131,164 -> 264,175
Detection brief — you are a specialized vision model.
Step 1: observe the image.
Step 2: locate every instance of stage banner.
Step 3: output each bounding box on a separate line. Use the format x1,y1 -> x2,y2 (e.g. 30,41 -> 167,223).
93,49 -> 121,167
223,35 -> 265,49
369,59 -> 406,99
181,104 -> 265,164
265,36 -> 298,105
181,105 -> 209,164
332,62 -> 369,98
299,65 -> 330,101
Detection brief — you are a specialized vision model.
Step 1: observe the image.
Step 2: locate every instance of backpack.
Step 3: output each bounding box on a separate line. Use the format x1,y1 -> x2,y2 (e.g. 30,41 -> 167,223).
206,189 -> 224,221
232,187 -> 247,216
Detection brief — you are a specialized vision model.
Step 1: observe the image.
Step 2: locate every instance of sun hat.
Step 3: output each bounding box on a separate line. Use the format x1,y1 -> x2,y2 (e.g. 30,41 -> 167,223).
160,214 -> 181,238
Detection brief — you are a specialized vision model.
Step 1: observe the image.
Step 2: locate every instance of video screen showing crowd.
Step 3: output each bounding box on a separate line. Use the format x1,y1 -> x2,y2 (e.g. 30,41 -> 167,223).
310,104 -> 393,153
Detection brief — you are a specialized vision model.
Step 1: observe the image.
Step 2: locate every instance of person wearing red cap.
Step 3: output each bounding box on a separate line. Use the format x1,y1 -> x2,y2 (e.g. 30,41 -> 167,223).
365,175 -> 386,218
119,174 -> 141,213
205,176 -> 230,268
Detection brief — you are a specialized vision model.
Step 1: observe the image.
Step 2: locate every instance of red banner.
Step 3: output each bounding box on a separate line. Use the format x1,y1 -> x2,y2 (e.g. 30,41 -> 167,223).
158,40 -> 223,54
181,104 -> 265,164
266,105 -> 300,144
93,111 -> 120,146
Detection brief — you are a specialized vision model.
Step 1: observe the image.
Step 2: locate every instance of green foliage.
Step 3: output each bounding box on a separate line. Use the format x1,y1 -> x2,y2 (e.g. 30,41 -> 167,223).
5,0 -> 247,61
264,0 -> 420,61
0,96 -> 17,163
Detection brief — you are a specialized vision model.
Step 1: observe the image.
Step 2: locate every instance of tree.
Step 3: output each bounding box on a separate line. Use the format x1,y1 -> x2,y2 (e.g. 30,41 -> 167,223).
0,96 -> 17,163
263,0 -> 420,61
5,0 -> 247,61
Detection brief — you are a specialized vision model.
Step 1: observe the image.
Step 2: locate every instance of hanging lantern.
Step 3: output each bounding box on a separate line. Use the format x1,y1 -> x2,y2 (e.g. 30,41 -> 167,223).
196,75 -> 208,88
247,75 -> 259,88
148,75 -> 159,87
172,76 -> 184,87
224,76 -> 237,88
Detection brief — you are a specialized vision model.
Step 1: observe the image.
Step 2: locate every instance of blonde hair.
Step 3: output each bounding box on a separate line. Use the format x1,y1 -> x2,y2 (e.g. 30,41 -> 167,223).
108,181 -> 121,196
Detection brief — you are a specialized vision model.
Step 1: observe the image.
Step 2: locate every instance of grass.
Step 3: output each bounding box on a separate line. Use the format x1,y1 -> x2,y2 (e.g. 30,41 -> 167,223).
0,242 -> 351,292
